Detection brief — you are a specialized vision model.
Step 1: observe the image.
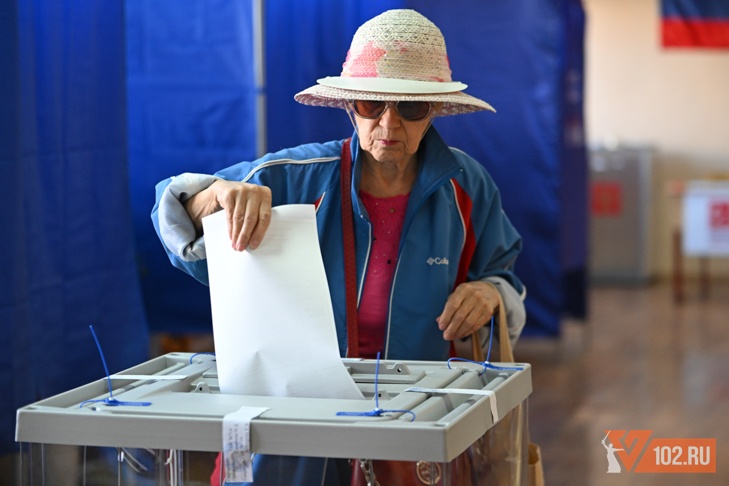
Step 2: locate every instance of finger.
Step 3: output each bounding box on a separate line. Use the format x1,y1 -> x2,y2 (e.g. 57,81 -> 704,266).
442,306 -> 475,340
243,186 -> 271,250
226,205 -> 239,247
443,306 -> 490,341
438,282 -> 496,335
219,184 -> 266,251
234,196 -> 260,251
227,199 -> 250,251
437,290 -> 466,331
215,181 -> 245,246
231,185 -> 272,251
440,292 -> 471,338
248,206 -> 271,250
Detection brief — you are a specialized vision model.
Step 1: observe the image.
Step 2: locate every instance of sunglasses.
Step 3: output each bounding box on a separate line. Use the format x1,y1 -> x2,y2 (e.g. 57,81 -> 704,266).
350,100 -> 434,122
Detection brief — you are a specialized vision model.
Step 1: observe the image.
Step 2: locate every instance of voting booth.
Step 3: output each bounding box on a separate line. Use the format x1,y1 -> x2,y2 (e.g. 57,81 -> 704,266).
16,353 -> 532,485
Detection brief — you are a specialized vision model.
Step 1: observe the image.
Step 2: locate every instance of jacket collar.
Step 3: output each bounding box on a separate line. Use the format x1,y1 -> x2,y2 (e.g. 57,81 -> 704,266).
349,127 -> 460,214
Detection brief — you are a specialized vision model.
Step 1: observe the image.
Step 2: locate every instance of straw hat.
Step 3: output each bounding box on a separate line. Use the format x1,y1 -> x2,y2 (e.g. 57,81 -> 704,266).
294,9 -> 494,116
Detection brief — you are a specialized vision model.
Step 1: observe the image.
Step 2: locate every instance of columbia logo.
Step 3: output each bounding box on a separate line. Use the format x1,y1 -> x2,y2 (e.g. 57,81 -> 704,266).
427,257 -> 449,266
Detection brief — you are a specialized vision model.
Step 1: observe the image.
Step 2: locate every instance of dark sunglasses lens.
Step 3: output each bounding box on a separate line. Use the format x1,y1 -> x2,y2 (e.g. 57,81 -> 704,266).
397,101 -> 431,121
353,100 -> 387,118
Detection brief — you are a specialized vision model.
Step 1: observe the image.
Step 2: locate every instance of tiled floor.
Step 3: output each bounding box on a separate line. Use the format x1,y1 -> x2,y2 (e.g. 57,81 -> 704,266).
517,280 -> 729,486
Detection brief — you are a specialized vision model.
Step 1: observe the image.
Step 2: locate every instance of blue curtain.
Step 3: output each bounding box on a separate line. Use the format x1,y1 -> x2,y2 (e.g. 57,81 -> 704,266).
126,0 -> 260,333
559,0 -> 589,320
0,0 -> 148,453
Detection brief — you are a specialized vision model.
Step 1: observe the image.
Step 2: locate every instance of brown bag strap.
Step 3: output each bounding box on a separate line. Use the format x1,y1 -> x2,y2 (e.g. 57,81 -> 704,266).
340,139 -> 359,358
471,323 -> 485,362
470,282 -> 514,363
497,290 -> 514,362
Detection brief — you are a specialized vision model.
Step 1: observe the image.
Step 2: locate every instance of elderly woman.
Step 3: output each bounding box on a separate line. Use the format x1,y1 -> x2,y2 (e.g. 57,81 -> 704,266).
152,8 -> 525,485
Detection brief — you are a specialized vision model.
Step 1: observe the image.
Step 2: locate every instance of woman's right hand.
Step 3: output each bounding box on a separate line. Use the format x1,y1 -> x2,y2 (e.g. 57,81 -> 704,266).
184,179 -> 272,251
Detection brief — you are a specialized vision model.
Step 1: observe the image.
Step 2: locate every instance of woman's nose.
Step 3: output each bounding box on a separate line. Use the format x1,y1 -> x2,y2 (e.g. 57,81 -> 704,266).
379,104 -> 402,127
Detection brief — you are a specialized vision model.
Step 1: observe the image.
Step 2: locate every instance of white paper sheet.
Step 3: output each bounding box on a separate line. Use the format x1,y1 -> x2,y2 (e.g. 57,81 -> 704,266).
202,205 -> 363,399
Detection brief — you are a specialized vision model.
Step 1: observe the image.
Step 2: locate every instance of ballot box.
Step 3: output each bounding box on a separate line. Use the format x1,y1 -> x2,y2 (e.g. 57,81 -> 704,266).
16,353 -> 532,485
589,145 -> 653,283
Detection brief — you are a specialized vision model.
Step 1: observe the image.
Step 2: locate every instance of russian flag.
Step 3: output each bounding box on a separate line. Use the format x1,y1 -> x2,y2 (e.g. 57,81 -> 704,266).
661,0 -> 729,48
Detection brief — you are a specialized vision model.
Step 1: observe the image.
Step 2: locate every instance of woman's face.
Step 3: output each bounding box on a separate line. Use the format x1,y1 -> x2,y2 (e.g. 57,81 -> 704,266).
353,101 -> 437,167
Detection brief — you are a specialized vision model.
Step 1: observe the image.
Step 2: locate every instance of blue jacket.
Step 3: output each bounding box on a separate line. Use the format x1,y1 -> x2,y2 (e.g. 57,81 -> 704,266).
151,128 -> 524,362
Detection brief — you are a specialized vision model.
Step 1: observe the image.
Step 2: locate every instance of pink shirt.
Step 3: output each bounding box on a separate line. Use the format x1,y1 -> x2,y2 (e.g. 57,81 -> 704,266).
357,190 -> 410,358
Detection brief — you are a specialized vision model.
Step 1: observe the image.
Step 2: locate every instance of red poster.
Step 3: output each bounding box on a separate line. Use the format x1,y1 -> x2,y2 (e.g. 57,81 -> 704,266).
591,181 -> 622,216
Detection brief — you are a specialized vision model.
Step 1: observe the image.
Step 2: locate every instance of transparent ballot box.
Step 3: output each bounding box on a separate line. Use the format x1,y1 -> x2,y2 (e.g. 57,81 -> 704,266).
16,353 -> 532,485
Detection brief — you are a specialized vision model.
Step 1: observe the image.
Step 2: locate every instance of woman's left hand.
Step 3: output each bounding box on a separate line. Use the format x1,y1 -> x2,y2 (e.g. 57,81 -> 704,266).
436,281 -> 500,341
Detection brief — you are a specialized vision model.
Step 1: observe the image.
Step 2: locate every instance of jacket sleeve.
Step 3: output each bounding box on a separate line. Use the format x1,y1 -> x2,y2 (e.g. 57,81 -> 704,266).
478,211 -> 527,348
472,197 -> 527,349
454,151 -> 527,349
151,172 -> 220,285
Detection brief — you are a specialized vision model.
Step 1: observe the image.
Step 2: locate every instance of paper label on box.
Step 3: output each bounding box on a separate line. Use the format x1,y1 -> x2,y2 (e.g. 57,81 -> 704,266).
222,406 -> 269,482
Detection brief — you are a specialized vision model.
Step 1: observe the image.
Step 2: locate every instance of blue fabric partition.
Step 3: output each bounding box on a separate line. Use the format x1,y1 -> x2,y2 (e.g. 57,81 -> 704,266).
126,0 -> 260,333
0,0 -> 149,453
559,1 -> 589,320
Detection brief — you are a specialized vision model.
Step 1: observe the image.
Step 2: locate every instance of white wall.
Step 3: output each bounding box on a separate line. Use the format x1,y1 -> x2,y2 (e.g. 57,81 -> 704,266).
584,0 -> 729,278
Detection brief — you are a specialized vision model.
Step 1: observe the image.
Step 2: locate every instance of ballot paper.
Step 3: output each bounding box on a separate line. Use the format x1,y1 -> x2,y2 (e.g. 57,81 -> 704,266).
202,205 -> 363,400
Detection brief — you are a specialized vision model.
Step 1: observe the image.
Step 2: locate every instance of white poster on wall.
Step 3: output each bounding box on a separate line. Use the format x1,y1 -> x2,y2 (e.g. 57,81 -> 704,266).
682,181 -> 729,256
